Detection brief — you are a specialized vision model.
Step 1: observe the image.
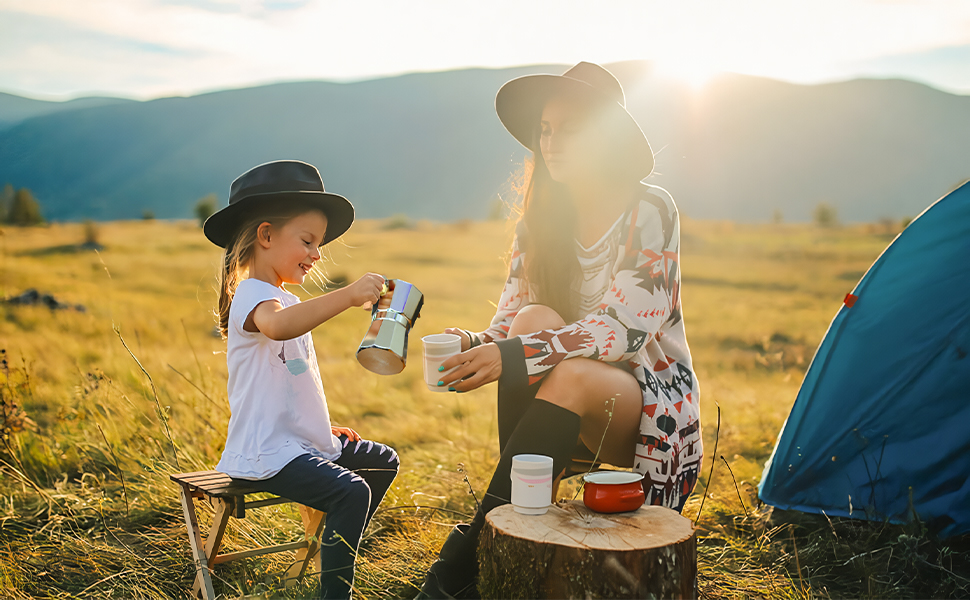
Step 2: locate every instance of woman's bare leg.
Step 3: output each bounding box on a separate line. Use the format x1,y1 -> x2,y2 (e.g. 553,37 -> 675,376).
537,358 -> 641,468
506,304 -> 642,468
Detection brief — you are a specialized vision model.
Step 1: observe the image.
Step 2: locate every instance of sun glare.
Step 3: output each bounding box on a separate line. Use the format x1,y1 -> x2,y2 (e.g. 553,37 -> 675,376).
655,57 -> 722,90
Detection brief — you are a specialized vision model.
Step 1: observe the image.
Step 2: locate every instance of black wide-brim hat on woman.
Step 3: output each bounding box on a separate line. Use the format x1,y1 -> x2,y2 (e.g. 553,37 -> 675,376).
203,160 -> 355,249
495,61 -> 654,180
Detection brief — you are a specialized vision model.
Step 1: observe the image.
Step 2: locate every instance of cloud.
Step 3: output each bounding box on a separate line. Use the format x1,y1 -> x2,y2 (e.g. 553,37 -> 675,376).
1,0 -> 969,99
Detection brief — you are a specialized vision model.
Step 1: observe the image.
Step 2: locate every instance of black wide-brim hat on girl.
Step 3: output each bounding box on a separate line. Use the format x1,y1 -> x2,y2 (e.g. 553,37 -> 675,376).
203,160 -> 355,249
495,61 -> 655,180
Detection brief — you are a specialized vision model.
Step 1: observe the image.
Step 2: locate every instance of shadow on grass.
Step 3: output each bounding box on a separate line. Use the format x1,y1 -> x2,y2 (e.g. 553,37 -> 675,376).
683,276 -> 798,292
753,506 -> 970,599
13,242 -> 105,257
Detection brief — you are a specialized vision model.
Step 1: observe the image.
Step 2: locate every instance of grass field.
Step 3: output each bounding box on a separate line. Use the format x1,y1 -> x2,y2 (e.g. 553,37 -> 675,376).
0,216 -> 967,599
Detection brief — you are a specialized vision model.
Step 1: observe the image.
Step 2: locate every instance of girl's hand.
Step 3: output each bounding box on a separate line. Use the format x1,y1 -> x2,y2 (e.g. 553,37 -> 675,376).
346,273 -> 385,309
436,343 -> 502,392
444,327 -> 471,352
332,426 -> 361,441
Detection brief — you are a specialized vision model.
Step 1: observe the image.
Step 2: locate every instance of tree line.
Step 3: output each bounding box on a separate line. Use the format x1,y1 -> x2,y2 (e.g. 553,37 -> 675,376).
0,184 -> 221,227
1,184 -> 44,226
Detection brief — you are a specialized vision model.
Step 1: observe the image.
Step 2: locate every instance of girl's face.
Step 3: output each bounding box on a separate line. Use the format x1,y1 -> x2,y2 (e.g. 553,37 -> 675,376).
259,210 -> 328,286
539,94 -> 615,187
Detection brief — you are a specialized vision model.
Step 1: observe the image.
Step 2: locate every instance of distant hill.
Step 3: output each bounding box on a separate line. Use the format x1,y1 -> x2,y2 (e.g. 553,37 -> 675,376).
0,93 -> 134,131
0,62 -> 967,222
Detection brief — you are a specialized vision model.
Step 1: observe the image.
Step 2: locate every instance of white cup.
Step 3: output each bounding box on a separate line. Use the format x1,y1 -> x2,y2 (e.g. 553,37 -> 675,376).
422,333 -> 461,392
510,454 -> 553,515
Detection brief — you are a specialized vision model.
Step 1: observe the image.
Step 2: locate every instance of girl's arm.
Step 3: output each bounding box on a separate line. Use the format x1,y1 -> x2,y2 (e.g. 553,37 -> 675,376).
249,273 -> 385,341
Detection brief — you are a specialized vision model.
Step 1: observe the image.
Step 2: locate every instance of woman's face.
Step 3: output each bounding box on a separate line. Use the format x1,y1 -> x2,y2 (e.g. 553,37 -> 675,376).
539,94 -> 614,186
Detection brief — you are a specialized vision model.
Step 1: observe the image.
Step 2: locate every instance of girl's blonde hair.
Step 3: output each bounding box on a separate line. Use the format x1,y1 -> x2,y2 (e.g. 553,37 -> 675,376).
215,201 -> 327,339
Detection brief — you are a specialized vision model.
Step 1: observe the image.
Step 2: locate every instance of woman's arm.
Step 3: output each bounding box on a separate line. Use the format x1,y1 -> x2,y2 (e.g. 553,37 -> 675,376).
442,194 -> 682,391
249,273 -> 385,341
507,200 -> 680,386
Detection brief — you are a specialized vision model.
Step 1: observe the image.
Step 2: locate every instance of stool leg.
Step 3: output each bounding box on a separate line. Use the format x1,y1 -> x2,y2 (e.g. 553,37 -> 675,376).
179,484 -> 216,600
285,505 -> 326,586
309,507 -> 325,574
192,497 -> 232,598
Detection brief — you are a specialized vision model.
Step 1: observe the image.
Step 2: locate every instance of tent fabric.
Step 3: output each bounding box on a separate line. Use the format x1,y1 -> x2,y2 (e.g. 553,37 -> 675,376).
758,181 -> 970,538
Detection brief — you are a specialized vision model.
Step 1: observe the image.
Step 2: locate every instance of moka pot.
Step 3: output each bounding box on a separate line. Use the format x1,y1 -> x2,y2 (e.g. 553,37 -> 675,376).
356,279 -> 424,375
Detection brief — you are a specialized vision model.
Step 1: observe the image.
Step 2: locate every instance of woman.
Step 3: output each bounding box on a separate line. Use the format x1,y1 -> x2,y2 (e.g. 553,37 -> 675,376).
416,62 -> 702,599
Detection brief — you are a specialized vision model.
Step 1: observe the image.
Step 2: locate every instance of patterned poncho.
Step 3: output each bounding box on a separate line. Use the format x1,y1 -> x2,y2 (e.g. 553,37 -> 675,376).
467,183 -> 702,511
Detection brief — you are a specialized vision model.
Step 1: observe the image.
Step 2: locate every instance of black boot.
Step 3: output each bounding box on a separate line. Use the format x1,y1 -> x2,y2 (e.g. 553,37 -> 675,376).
414,520 -> 482,599
415,399 -> 581,599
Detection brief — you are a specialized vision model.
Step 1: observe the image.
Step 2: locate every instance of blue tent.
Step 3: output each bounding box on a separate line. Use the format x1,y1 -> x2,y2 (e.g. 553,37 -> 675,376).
759,181 -> 970,538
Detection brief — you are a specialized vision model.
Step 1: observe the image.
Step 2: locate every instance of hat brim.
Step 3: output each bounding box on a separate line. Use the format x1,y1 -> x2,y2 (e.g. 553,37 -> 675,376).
495,74 -> 654,179
203,190 -> 355,249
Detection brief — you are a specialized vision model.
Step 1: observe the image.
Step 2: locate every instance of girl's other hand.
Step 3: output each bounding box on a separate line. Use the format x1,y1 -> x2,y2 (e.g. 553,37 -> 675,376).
332,426 -> 361,441
436,342 -> 502,392
346,273 -> 385,309
444,327 -> 471,352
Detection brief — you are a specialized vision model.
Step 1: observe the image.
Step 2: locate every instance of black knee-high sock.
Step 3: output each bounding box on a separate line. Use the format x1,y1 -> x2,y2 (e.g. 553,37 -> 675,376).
419,399 -> 582,599
477,398 -> 581,525
496,379 -> 541,453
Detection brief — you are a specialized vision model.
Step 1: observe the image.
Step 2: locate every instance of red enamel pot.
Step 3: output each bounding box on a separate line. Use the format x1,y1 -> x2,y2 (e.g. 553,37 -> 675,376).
582,471 -> 646,513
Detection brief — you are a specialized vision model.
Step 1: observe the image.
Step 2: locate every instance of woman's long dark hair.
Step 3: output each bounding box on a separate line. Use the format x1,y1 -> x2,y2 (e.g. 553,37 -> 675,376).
514,97 -> 645,323
518,150 -> 582,323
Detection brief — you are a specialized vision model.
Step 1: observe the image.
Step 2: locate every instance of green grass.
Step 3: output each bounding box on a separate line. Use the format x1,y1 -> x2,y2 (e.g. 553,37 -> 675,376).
0,217 -> 966,598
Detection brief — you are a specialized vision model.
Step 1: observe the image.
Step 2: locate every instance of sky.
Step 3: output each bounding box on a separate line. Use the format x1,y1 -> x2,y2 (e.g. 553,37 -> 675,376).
1,0 -> 969,100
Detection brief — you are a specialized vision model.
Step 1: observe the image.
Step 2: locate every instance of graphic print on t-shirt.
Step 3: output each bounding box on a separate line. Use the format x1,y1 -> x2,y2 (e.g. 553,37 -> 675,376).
275,337 -> 309,376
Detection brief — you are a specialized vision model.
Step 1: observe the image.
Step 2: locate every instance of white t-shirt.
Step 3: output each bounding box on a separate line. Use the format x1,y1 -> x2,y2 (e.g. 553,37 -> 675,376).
216,278 -> 341,480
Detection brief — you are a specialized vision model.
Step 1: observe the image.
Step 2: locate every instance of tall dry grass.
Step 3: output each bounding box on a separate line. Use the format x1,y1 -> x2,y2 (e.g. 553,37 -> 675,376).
0,217 -> 966,598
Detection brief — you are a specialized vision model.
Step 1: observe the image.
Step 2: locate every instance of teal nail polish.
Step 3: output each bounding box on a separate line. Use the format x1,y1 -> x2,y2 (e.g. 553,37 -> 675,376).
438,365 -> 444,372
437,381 -> 444,386
448,387 -> 456,392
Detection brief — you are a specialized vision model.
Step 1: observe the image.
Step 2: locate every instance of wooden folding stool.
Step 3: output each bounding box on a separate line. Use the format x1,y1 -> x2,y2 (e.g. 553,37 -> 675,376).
170,470 -> 326,599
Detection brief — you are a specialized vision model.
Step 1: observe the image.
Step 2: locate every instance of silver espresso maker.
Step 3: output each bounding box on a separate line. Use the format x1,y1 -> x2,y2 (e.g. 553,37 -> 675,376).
356,279 -> 424,375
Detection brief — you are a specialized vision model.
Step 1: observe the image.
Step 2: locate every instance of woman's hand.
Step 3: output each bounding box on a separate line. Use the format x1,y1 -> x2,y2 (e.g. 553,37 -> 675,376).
436,343 -> 502,392
444,327 -> 471,352
332,426 -> 361,441
345,273 -> 385,309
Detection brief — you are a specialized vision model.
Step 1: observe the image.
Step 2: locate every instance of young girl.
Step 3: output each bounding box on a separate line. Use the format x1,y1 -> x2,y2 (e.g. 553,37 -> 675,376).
204,159 -> 400,600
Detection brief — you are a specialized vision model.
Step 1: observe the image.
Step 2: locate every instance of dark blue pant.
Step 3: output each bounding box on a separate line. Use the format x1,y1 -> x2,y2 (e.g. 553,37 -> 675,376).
245,436 -> 400,599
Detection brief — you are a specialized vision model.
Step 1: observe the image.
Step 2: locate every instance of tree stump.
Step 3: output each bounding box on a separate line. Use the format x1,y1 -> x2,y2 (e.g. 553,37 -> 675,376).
479,500 -> 696,599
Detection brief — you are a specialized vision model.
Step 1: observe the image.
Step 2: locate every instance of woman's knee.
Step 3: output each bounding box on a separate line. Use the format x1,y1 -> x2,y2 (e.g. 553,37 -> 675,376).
537,359 -> 595,414
509,304 -> 566,337
538,359 -> 638,418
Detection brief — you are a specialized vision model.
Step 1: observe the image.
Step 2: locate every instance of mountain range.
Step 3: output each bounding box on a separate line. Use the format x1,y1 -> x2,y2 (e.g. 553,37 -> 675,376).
0,61 -> 967,222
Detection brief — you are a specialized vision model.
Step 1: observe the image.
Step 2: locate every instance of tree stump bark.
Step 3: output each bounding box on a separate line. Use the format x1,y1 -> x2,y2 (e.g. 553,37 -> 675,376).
479,500 -> 696,599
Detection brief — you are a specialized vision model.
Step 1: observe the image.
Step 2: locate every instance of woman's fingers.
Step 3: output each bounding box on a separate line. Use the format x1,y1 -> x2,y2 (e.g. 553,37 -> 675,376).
434,343 -> 502,391
450,370 -> 487,392
444,327 -> 471,351
440,347 -> 473,372
436,357 -> 475,387
450,359 -> 501,391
